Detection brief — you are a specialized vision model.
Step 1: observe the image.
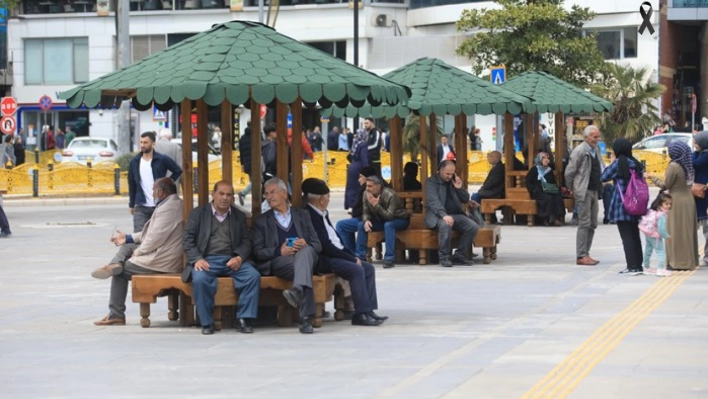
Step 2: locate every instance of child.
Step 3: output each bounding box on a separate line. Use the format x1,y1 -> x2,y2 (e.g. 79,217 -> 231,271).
639,191 -> 673,277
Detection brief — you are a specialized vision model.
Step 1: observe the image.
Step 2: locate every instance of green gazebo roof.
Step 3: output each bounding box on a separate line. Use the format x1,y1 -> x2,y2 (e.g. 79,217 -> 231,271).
323,57 -> 532,118
502,70 -> 614,113
58,21 -> 410,111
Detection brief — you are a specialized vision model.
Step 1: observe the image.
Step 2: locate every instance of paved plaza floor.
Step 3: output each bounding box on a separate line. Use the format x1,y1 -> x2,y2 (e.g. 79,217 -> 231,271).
0,192 -> 707,399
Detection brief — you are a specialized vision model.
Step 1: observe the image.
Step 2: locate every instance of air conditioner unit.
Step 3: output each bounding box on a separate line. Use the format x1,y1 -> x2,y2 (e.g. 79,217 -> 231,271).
373,14 -> 392,28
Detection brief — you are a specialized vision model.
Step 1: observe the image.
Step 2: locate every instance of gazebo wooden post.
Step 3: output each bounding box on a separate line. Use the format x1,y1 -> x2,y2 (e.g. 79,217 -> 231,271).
389,115 -> 403,192
504,113 -> 514,191
454,113 -> 468,185
429,112 -> 437,177
525,112 -> 536,168
554,112 -> 565,186
181,100 -> 194,219
419,115 -> 429,194
275,102 -> 289,183
220,101 -> 233,185
291,100 -> 303,207
196,99 -> 210,206
250,99 -> 262,217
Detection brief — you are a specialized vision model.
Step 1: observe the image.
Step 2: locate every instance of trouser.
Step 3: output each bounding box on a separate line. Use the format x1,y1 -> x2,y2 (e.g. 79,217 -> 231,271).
336,217 -> 361,254
699,219 -> 708,265
617,221 -> 643,270
133,205 -> 155,233
0,202 -> 10,234
356,218 -> 410,261
470,193 -> 482,205
576,192 -> 598,258
192,255 -> 261,327
240,180 -> 252,196
329,258 -> 377,314
269,246 -> 317,318
643,237 -> 666,270
109,261 -> 164,319
370,161 -> 381,178
436,214 -> 479,259
602,183 -> 614,221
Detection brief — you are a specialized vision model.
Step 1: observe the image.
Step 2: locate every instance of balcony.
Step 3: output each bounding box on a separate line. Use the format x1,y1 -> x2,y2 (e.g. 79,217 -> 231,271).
668,0 -> 708,20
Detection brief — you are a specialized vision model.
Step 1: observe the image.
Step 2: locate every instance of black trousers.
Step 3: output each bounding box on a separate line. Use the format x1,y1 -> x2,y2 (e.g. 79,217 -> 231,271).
617,221 -> 643,270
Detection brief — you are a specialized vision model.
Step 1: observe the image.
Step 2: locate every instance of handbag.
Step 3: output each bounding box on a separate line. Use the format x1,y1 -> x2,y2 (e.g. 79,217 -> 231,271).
691,183 -> 706,199
541,180 -> 560,195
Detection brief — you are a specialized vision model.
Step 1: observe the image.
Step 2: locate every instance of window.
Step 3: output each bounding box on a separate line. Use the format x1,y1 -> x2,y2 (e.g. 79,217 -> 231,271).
131,35 -> 166,63
584,28 -> 638,60
25,38 -> 89,85
306,41 -> 346,61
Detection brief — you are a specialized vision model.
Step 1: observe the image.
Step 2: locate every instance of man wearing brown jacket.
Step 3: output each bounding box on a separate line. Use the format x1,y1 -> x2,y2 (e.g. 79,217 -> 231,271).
92,178 -> 184,326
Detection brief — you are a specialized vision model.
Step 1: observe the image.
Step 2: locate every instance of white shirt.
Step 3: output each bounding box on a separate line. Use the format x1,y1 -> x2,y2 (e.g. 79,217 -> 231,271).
139,157 -> 155,207
308,204 -> 344,250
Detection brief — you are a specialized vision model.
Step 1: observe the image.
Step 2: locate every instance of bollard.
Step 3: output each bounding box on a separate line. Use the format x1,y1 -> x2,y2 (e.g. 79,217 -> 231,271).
193,167 -> 198,192
32,167 -> 39,197
87,158 -> 92,168
114,164 -> 120,196
47,162 -> 53,171
34,148 -> 40,164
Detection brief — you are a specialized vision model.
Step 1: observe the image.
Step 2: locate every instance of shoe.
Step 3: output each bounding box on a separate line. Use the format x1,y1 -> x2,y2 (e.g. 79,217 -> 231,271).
93,315 -> 126,326
618,268 -> 642,275
321,310 -> 331,319
643,267 -> 657,275
91,263 -> 122,279
383,260 -> 395,269
368,311 -> 388,321
352,313 -> 383,326
238,193 -> 245,206
588,256 -> 600,264
236,318 -> 253,334
472,252 -> 479,258
603,218 -> 609,225
0,231 -> 11,238
576,256 -> 598,266
299,316 -> 314,334
570,217 -> 578,226
282,288 -> 301,308
342,310 -> 355,320
552,219 -> 562,227
202,325 -> 214,335
440,256 -> 453,268
452,253 -> 474,266
656,269 -> 673,277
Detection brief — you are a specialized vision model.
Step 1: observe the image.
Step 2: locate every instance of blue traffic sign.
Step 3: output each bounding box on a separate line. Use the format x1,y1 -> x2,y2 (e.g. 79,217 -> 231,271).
490,66 -> 506,85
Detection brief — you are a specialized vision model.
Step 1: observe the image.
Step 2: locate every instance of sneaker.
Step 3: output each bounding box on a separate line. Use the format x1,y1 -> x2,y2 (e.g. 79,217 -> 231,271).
618,268 -> 643,276
238,193 -> 245,206
383,260 -> 395,269
0,231 -> 11,238
643,267 -> 657,275
91,263 -> 122,279
452,252 -> 474,266
440,256 -> 453,268
656,269 -> 673,277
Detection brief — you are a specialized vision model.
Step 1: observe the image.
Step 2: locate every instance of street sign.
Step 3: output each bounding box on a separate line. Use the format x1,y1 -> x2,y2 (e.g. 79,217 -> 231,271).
39,95 -> 53,111
1,97 -> 17,116
0,115 -> 16,135
490,65 -> 506,85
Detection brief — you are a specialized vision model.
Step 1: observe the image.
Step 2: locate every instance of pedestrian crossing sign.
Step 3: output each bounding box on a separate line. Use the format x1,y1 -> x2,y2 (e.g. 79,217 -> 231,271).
490,66 -> 506,85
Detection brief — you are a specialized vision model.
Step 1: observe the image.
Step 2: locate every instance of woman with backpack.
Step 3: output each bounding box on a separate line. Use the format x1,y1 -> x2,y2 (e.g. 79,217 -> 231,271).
601,138 -> 645,275
691,130 -> 708,266
640,191 -> 673,277
647,141 -> 699,270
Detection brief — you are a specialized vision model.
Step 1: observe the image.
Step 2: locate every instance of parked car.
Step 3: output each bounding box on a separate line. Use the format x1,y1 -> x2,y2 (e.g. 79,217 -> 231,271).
61,137 -> 121,164
171,138 -> 221,164
632,133 -> 693,153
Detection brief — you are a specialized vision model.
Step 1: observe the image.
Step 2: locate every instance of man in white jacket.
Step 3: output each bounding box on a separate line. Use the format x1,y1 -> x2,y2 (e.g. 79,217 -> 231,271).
92,178 -> 184,326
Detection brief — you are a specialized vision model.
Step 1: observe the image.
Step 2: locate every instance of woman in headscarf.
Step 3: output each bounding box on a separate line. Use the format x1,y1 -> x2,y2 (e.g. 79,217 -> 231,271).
648,140 -> 699,270
525,152 -> 565,226
344,129 -> 369,209
601,138 -> 644,274
692,131 -> 708,266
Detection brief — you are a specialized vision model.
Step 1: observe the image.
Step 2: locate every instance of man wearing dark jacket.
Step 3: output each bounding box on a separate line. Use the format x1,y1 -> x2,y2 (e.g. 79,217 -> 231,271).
182,181 -> 260,335
261,125 -> 277,181
128,131 -> 182,232
238,121 -> 253,206
470,151 -> 505,205
364,118 -> 382,176
335,166 -> 378,254
303,178 -> 386,327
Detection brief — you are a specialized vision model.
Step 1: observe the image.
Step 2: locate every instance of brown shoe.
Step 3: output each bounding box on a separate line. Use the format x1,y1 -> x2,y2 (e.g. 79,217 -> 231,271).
93,315 -> 126,326
588,256 -> 600,264
576,256 -> 598,266
91,263 -> 122,279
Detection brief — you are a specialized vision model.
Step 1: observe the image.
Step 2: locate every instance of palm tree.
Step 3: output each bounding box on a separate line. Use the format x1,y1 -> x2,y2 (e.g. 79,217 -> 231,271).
402,113 -> 444,160
591,63 -> 665,144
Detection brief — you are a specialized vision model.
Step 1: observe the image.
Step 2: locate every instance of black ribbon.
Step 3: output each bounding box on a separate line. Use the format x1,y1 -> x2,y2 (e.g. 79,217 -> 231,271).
638,2 -> 654,35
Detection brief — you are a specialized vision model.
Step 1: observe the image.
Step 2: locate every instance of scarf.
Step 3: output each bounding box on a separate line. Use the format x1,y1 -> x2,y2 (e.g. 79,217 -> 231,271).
695,131 -> 708,152
534,152 -> 551,180
349,129 -> 368,157
668,140 -> 694,185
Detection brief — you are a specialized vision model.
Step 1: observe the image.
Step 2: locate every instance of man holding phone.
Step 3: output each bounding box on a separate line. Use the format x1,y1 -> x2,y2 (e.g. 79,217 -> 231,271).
424,160 -> 479,267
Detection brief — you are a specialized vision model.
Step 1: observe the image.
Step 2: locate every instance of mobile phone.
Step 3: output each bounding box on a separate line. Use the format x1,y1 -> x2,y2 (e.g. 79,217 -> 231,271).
286,237 -> 298,247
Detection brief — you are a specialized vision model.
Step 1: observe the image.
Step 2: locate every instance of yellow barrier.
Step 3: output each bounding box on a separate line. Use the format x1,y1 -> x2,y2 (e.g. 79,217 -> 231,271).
0,150 -> 672,196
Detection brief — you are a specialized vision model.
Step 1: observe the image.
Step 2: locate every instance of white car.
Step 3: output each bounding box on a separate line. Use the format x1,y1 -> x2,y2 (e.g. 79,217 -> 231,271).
632,133 -> 693,153
172,138 -> 221,164
61,137 -> 121,164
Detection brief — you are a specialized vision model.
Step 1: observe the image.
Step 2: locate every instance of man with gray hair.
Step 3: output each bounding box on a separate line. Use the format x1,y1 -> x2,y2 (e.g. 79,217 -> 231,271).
356,175 -> 411,268
565,125 -> 605,266
154,128 -> 183,179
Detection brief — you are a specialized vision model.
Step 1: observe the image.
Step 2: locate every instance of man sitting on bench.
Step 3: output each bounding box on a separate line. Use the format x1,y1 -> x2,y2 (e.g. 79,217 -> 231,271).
356,176 -> 411,269
303,178 -> 387,326
92,178 -> 183,326
470,150 -> 505,205
182,180 -> 261,335
252,177 -> 322,334
424,160 -> 479,267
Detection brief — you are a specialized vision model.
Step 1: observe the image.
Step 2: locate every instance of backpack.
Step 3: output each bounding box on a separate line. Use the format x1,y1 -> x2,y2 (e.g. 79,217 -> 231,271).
618,170 -> 649,216
638,209 -> 661,238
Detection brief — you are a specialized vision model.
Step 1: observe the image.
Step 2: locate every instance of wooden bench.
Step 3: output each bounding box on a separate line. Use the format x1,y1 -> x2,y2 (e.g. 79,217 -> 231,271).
132,273 -> 346,330
367,213 -> 501,265
481,197 -> 574,226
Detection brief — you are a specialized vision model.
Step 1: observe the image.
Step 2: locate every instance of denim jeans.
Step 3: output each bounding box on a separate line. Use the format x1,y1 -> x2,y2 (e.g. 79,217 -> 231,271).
335,217 -> 360,254
356,218 -> 410,261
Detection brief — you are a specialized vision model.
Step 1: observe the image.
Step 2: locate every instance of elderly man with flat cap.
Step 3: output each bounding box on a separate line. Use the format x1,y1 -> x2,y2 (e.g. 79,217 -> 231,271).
303,178 -> 386,327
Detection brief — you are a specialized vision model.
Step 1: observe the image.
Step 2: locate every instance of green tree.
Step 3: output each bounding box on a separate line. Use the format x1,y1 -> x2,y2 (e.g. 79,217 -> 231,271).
402,113 -> 443,160
456,0 -> 607,87
590,63 -> 665,144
